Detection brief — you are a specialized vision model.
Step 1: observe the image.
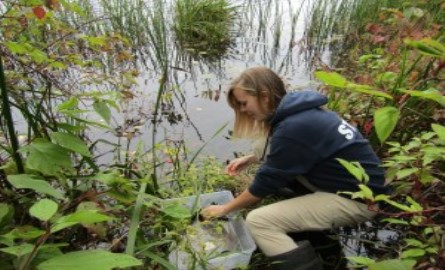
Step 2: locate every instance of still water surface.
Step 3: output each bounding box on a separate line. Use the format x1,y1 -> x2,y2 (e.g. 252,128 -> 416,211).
90,0 -> 319,163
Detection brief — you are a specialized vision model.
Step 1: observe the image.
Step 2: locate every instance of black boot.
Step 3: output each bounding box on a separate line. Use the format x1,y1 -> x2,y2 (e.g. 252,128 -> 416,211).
268,240 -> 324,270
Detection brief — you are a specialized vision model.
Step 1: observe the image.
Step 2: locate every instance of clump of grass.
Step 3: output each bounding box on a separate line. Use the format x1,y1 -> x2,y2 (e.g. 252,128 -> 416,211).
173,0 -> 235,58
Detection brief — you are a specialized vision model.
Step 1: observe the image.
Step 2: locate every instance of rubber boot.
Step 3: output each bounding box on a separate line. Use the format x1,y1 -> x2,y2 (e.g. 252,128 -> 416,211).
268,240 -> 324,270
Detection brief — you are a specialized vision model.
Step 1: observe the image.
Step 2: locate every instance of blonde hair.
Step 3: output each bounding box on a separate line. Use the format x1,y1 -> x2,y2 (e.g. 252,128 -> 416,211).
228,67 -> 287,138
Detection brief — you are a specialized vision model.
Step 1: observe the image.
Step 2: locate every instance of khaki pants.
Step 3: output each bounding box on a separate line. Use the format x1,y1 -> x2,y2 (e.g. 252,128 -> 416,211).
245,191 -> 376,256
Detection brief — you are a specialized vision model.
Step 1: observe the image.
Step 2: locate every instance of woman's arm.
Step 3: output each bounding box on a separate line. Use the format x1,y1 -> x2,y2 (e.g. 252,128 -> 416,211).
226,154 -> 259,176
201,189 -> 262,217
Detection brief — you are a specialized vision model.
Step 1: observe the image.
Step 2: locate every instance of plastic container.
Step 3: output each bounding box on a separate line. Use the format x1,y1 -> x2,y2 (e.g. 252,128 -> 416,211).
165,191 -> 256,270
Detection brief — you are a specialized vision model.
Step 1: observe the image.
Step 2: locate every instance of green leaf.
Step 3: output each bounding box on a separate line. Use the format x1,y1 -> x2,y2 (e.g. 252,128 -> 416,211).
401,248 -> 425,258
358,184 -> 373,200
1,226 -> 45,241
406,196 -> 423,212
18,139 -> 74,176
30,199 -> 58,222
56,123 -> 87,133
374,106 -> 400,143
93,101 -> 111,124
314,71 -> 393,99
0,243 -> 34,257
380,198 -> 412,212
336,159 -> 368,182
29,49 -> 49,64
369,259 -> 416,270
50,132 -> 92,157
0,203 -> 14,227
37,250 -> 142,270
396,168 -> 418,180
5,42 -> 28,54
314,71 -> 348,88
7,174 -> 64,199
1,243 -> 68,258
432,124 -> 445,140
57,97 -> 79,111
381,218 -> 409,225
91,171 -> 136,204
51,210 -> 112,233
405,38 -> 445,58
399,88 -> 445,107
348,84 -> 393,99
161,203 -> 192,219
405,238 -> 424,247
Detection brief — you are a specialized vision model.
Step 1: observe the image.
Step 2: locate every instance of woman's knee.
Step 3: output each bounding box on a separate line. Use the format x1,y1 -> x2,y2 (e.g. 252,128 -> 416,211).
245,207 -> 273,231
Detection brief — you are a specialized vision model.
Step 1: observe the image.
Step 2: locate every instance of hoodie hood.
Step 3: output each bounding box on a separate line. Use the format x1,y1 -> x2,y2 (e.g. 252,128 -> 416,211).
270,90 -> 328,125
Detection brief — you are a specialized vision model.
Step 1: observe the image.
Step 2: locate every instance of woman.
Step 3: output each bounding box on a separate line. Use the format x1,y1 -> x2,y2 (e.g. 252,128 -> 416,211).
201,67 -> 389,270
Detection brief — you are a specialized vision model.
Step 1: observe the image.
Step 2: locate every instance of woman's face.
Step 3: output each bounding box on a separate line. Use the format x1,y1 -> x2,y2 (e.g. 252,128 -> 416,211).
232,88 -> 270,121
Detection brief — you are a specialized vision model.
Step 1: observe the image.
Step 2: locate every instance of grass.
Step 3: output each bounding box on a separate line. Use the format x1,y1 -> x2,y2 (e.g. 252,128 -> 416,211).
173,0 -> 236,58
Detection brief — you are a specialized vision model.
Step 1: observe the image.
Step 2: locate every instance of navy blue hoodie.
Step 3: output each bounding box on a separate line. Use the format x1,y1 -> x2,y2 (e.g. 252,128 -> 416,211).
249,91 -> 388,198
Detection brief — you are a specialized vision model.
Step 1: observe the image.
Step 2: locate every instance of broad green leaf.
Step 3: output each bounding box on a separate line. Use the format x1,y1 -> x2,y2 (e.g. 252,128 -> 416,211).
432,124 -> 445,140
336,159 -> 368,182
5,42 -> 28,54
161,203 -> 192,219
396,168 -> 418,180
348,84 -> 393,99
7,174 -> 64,199
374,106 -> 400,143
56,97 -> 79,111
347,256 -> 375,266
51,210 -> 112,233
37,250 -> 142,270
399,89 -> 445,107
405,238 -> 424,247
426,246 -> 438,254
57,210 -> 111,224
93,101 -> 111,124
358,184 -> 373,200
314,71 -> 348,88
1,226 -> 45,241
50,132 -> 92,157
0,203 -> 14,227
369,259 -> 416,270
18,139 -> 74,176
1,243 -> 68,258
0,243 -> 34,257
30,199 -> 58,222
380,198 -> 412,212
401,248 -> 425,258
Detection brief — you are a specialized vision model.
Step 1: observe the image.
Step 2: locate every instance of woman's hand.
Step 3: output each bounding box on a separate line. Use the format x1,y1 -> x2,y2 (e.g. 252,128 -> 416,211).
200,204 -> 229,219
225,154 -> 258,176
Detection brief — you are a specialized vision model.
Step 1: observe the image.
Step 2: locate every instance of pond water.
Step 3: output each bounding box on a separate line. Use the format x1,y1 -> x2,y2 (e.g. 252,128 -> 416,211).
88,0 -> 319,163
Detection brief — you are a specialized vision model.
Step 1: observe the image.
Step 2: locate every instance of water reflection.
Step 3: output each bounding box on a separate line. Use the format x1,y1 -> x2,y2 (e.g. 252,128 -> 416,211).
74,0 -> 314,163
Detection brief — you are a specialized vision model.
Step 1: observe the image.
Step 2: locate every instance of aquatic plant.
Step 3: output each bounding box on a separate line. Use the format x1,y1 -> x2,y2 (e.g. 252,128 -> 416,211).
173,0 -> 236,58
